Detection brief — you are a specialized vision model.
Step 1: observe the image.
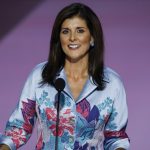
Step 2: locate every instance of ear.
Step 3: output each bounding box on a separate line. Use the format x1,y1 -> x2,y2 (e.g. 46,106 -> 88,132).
90,37 -> 94,47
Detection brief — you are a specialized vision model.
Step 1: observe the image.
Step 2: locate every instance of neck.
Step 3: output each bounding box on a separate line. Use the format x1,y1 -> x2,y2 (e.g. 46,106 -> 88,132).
64,59 -> 88,79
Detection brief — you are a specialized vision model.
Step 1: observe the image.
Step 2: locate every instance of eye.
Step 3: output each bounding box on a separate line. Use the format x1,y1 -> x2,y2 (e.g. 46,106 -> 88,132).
77,28 -> 85,33
61,29 -> 69,34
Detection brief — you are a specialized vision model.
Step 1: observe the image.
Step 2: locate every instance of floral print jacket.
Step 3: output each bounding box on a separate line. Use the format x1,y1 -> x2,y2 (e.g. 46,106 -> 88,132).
0,62 -> 130,150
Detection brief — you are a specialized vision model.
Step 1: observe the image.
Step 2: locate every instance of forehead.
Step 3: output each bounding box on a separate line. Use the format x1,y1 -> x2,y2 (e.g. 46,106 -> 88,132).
61,16 -> 88,28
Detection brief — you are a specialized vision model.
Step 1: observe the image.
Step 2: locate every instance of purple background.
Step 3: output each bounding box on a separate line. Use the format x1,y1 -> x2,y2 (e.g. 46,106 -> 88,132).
0,0 -> 150,149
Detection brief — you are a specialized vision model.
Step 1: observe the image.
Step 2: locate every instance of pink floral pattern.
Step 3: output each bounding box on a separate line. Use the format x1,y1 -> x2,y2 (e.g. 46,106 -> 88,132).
5,127 -> 27,148
21,99 -> 36,133
5,99 -> 36,148
46,107 -> 75,136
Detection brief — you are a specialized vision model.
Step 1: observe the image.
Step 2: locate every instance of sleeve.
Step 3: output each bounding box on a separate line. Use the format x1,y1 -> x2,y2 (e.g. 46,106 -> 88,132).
0,69 -> 37,150
104,77 -> 130,150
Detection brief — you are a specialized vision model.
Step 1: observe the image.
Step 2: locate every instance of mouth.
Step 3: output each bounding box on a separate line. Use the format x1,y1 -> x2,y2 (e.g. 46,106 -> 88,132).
68,44 -> 80,49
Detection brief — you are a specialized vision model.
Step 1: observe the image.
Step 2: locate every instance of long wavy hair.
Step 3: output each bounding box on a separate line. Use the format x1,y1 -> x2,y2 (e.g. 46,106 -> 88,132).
41,3 -> 106,90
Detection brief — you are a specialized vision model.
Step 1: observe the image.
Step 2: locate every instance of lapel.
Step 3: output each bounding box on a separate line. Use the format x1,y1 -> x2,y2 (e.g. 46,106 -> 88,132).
57,68 -> 73,99
57,68 -> 98,102
77,76 -> 98,102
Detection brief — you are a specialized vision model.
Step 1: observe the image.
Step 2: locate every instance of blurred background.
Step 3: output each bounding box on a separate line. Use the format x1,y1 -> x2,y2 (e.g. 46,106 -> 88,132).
0,0 -> 150,149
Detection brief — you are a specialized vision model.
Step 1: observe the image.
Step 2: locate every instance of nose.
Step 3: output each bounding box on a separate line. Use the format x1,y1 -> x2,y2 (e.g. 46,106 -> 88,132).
69,32 -> 76,42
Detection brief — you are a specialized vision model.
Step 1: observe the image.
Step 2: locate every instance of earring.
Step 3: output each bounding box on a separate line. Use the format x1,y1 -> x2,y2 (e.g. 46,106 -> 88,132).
90,41 -> 94,47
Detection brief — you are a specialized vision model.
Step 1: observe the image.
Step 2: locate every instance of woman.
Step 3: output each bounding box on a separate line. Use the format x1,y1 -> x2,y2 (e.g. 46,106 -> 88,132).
0,3 -> 130,150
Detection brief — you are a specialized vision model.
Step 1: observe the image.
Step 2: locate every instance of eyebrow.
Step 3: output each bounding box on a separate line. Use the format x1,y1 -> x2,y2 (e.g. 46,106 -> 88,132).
61,27 -> 87,30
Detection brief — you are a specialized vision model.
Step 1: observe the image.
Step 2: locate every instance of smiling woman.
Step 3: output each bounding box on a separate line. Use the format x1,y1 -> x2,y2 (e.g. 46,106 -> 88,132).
0,2 -> 130,150
59,16 -> 94,100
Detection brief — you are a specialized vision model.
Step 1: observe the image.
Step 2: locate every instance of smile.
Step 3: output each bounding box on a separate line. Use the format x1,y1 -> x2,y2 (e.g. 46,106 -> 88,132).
68,44 -> 80,49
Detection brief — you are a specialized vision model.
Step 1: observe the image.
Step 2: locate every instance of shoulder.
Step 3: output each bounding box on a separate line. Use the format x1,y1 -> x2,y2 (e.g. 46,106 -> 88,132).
32,61 -> 47,73
104,67 -> 124,89
28,61 -> 47,81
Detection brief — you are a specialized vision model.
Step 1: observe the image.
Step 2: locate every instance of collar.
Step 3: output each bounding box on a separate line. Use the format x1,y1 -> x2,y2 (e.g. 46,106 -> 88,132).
57,68 -> 98,103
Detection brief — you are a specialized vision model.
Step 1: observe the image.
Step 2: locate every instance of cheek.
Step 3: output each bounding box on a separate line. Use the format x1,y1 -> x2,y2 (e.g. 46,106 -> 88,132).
60,40 -> 68,54
80,36 -> 91,44
81,39 -> 91,48
60,36 -> 68,47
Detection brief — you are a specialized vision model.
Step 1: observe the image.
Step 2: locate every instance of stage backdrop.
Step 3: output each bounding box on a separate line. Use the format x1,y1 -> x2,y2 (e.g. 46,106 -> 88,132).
0,0 -> 150,149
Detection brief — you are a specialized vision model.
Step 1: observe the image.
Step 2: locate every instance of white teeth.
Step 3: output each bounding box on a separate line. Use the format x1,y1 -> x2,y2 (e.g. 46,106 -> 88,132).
68,44 -> 79,49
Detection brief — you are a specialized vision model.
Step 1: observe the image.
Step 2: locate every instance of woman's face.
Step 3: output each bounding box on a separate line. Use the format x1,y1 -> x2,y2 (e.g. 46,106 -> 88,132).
60,16 -> 94,62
